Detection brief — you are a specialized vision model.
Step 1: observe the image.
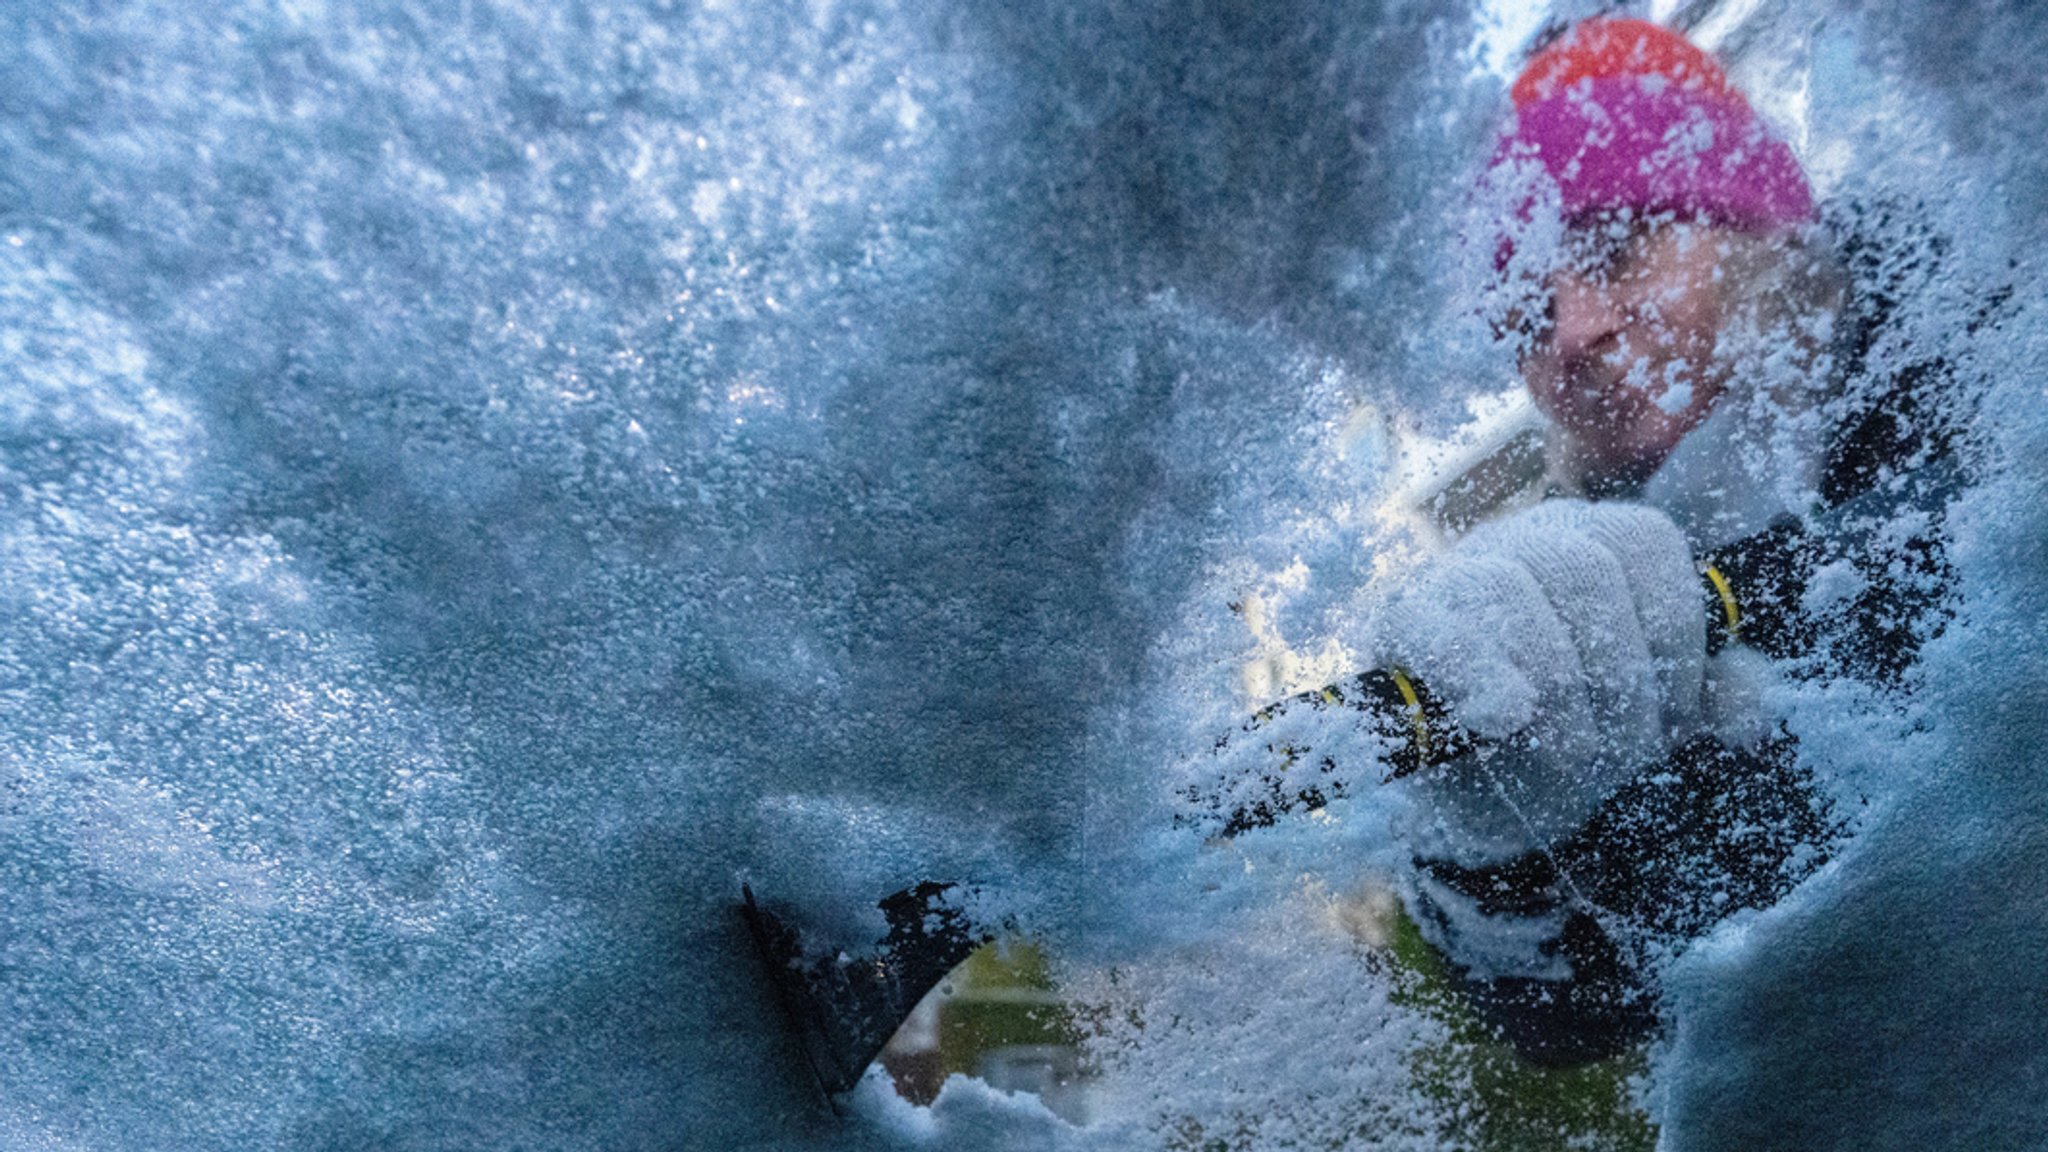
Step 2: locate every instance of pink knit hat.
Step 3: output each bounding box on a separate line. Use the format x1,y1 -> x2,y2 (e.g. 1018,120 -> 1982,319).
1493,19 -> 1813,241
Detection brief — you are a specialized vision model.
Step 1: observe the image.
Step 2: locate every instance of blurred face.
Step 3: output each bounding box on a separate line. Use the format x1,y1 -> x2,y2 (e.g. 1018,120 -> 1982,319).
1516,218 -> 1735,491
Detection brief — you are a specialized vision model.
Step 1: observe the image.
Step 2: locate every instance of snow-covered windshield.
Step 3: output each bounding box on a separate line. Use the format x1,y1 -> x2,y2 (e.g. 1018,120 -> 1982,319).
0,1 -> 2041,1149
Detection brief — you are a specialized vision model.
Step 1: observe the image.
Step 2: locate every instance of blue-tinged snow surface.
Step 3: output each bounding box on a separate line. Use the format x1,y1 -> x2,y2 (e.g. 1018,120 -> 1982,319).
0,1 -> 2041,1149
1647,9 -> 2048,1149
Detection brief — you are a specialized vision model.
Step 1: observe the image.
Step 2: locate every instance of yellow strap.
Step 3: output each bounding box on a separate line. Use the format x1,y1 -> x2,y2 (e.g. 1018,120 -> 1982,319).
1703,564 -> 1741,640
1388,667 -> 1430,761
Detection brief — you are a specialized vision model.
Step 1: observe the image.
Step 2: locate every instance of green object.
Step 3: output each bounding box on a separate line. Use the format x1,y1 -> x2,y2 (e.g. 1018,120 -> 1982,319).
1387,909 -> 1656,1152
935,941 -> 1095,1122
936,940 -> 1077,1079
881,939 -> 1086,1111
888,919 -> 1653,1149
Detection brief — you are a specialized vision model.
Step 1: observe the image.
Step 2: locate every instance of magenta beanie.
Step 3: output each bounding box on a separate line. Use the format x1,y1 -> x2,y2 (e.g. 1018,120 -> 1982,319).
1499,74 -> 1814,232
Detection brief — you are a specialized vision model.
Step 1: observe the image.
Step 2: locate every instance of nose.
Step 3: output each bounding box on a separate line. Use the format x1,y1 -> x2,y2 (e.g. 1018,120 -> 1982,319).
1546,272 -> 1629,362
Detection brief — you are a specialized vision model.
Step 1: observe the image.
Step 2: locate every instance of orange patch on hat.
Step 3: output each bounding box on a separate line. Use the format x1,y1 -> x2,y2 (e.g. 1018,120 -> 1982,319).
1510,16 -> 1737,108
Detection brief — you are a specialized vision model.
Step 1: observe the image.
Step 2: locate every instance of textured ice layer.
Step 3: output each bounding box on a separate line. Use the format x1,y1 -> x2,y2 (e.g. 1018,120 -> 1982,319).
0,1 -> 2041,1149
1647,8 -> 2048,1146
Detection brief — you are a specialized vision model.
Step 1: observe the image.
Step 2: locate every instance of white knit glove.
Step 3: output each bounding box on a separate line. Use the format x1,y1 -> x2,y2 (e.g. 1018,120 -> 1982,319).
1370,500 -> 1707,859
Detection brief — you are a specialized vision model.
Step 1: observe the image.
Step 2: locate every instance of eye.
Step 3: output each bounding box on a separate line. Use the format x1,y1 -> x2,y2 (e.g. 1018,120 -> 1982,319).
1495,295 -> 1557,357
1564,219 -> 1656,285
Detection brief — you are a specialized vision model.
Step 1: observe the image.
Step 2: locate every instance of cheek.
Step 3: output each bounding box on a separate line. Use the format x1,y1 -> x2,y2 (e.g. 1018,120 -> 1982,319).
1633,291 -> 1727,414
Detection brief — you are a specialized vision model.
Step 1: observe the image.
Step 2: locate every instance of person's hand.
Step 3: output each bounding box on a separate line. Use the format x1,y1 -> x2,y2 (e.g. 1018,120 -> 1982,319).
1368,500 -> 1707,853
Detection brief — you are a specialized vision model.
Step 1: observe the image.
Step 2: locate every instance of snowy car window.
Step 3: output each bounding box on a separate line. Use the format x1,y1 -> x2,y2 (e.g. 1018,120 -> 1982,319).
0,1 -> 2040,1149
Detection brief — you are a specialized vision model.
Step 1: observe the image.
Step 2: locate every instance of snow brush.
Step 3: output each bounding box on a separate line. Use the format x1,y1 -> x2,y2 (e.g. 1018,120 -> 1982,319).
734,519 -> 1816,1108
739,471 -> 1950,1107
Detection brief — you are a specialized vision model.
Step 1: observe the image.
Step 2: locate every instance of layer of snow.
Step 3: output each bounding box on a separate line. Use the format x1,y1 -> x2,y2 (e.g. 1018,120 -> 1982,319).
0,1 -> 2040,1149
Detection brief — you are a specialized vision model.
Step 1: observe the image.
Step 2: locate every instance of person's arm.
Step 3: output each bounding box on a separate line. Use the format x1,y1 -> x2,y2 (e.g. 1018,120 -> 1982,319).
1185,500 -> 1775,845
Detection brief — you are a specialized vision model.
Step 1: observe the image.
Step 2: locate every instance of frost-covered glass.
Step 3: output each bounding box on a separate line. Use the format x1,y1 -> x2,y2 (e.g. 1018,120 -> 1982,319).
0,1 -> 2041,1149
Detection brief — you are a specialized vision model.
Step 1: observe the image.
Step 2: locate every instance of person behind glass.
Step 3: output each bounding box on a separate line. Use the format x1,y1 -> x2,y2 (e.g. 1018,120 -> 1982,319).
746,17 -> 1978,1095
1365,18 -> 1901,1067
